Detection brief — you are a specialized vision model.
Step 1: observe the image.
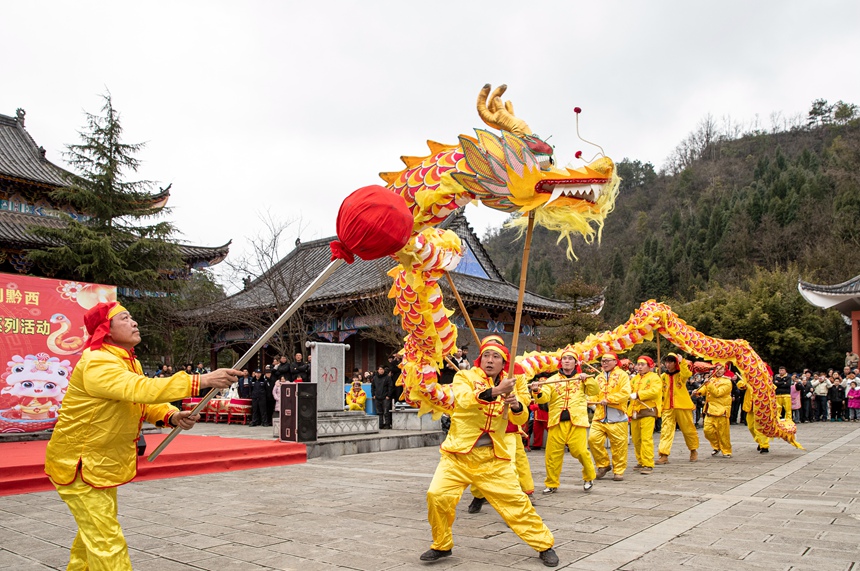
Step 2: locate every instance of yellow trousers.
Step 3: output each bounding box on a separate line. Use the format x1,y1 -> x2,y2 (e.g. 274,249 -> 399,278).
747,411 -> 770,450
775,395 -> 792,420
427,447 -> 554,552
587,421 -> 628,475
472,433 -> 535,497
544,422 -> 595,487
703,415 -> 732,455
54,473 -> 132,571
630,417 -> 656,468
658,408 -> 699,457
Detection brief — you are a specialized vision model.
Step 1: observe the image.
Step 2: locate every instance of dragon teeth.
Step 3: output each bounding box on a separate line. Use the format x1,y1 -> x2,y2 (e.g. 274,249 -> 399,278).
546,186 -> 566,205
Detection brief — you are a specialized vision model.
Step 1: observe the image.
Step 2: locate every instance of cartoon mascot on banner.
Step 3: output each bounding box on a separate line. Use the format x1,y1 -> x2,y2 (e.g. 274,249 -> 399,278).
353,84 -> 798,450
0,352 -> 72,432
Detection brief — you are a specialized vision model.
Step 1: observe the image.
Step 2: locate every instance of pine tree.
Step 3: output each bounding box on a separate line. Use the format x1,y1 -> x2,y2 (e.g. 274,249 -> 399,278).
28,92 -> 181,288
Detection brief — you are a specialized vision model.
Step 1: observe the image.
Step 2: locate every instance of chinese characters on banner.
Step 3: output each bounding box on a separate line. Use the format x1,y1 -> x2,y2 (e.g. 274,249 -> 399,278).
0,273 -> 116,433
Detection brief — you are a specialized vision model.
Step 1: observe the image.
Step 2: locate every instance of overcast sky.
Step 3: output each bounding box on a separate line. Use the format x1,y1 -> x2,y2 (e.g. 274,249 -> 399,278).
3,2 -> 858,291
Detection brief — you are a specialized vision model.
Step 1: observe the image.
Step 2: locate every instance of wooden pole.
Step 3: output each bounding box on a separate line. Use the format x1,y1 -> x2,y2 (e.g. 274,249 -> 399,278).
508,211 -> 536,378
445,272 -> 481,348
656,333 -> 661,365
148,258 -> 345,462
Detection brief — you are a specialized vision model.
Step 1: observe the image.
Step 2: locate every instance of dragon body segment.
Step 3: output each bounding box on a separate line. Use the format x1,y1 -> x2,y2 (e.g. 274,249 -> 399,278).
515,301 -> 800,447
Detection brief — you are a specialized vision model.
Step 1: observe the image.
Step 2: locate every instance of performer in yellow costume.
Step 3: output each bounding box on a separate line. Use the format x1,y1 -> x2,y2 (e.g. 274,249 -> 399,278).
695,363 -> 733,457
530,347 -> 598,493
467,335 -> 535,514
657,353 -> 700,464
736,374 -> 770,453
587,353 -> 631,481
627,356 -> 663,474
44,302 -> 240,571
422,338 -> 558,567
468,425 -> 536,512
346,380 -> 367,411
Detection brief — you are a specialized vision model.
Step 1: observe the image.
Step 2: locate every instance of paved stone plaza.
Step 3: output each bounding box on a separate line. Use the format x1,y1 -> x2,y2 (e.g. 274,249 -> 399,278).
1,422 -> 858,570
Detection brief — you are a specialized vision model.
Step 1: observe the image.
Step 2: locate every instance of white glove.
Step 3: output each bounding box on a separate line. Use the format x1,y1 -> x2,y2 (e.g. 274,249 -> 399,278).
630,392 -> 638,400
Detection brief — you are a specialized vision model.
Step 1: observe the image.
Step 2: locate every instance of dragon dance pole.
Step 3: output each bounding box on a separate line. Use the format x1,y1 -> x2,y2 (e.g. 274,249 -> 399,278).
147,258 -> 346,462
508,211 -> 535,372
444,272 -> 481,348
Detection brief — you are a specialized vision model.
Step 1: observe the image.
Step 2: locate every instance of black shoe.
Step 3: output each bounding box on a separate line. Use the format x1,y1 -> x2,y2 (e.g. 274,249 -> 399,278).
420,548 -> 452,561
539,548 -> 559,567
760,448 -> 769,454
756,445 -> 761,451
467,497 -> 486,514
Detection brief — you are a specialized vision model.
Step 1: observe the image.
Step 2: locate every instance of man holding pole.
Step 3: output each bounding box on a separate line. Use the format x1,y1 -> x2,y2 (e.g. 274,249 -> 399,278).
656,353 -> 700,464
530,347 -> 598,493
422,337 -> 558,567
44,302 -> 241,571
695,363 -> 733,457
628,356 -> 662,474
587,353 -> 632,481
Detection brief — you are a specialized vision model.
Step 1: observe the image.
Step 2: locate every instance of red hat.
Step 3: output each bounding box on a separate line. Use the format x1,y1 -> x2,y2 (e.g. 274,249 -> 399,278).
558,345 -> 582,374
83,302 -> 127,351
474,336 -> 510,374
637,356 -> 655,368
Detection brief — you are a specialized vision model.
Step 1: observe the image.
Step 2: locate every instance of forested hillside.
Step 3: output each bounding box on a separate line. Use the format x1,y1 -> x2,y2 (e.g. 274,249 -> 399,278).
483,99 -> 860,369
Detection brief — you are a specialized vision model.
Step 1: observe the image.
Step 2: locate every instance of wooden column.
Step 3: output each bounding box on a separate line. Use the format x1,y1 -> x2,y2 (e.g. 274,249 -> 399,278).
853,311 -> 860,356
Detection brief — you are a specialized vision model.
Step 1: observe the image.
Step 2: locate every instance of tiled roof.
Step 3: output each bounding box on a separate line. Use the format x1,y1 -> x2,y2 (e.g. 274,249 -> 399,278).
0,210 -> 230,266
205,212 -> 592,318
798,277 -> 860,296
0,112 -> 71,187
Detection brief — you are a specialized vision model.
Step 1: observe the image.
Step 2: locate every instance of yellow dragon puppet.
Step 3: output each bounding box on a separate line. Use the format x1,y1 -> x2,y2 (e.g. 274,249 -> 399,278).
381,84 -> 799,449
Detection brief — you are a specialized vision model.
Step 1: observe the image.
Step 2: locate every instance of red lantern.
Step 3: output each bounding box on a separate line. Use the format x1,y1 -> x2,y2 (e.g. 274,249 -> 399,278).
329,185 -> 413,263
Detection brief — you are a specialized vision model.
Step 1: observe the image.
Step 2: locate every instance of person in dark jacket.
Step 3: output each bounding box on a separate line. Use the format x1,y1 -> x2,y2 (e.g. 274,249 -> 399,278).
371,366 -> 393,429
237,368 -> 251,399
796,374 -> 813,423
249,370 -> 270,426
828,377 -> 846,421
263,366 -> 276,423
289,352 -> 310,382
274,355 -> 292,382
773,366 -> 792,420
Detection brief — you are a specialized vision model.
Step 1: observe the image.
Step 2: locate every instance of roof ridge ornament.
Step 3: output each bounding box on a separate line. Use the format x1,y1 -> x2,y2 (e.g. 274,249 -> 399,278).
15,108 -> 25,126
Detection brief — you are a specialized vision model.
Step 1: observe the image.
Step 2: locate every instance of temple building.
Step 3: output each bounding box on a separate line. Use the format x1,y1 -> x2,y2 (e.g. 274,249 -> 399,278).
0,109 -> 229,280
798,276 -> 860,354
199,212 -> 602,373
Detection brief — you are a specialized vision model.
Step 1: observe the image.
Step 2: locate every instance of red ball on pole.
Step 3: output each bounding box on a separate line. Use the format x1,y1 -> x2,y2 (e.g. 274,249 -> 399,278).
329,185 -> 413,263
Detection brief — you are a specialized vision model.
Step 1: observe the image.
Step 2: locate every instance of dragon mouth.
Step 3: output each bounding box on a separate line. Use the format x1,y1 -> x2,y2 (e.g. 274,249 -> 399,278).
536,178 -> 608,205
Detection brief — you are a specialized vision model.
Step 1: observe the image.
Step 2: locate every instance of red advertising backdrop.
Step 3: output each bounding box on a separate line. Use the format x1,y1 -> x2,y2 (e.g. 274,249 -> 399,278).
0,273 -> 116,433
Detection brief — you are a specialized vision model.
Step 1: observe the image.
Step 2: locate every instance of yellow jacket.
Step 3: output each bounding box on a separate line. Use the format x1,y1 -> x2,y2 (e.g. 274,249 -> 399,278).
697,375 -> 732,417
45,345 -> 199,488
440,367 -> 528,460
628,371 -> 663,415
592,367 -> 631,422
533,371 -> 597,428
661,359 -> 694,410
346,388 -> 367,411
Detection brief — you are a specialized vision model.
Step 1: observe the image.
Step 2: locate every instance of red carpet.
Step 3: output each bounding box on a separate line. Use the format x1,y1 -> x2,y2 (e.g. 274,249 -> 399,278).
0,434 -> 306,497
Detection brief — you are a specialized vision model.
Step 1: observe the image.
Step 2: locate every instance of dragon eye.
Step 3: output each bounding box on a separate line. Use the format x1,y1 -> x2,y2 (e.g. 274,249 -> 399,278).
12,365 -> 25,373
57,369 -> 67,377
45,382 -> 57,390
22,381 -> 33,388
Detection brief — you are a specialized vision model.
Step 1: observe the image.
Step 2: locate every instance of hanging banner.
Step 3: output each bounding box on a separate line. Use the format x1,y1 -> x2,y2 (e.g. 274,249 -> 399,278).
0,273 -> 116,433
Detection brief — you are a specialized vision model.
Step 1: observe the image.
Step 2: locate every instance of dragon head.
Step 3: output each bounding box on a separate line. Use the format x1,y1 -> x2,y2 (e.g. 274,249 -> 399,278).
444,85 -> 620,258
